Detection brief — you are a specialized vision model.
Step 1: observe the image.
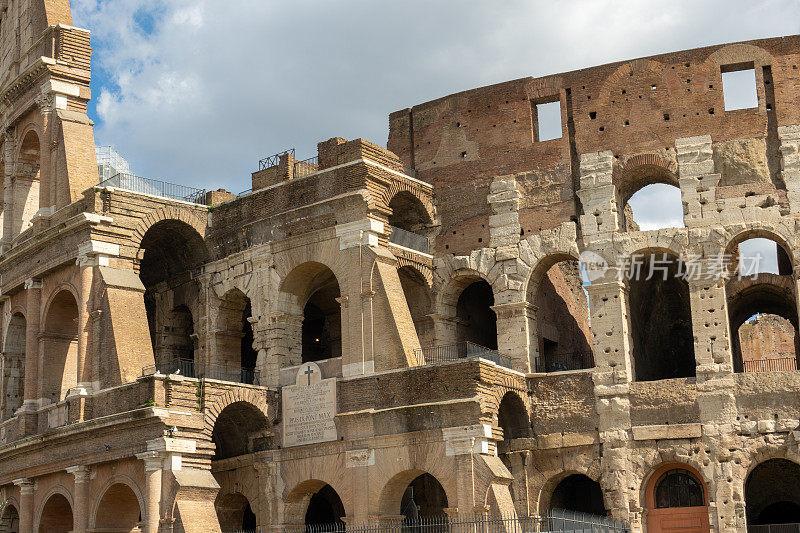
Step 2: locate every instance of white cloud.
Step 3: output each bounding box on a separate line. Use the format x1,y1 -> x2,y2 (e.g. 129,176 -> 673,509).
71,0 -> 800,196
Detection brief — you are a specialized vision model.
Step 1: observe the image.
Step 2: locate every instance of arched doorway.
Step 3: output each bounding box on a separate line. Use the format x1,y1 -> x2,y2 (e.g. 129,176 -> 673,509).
138,219 -> 208,370
387,191 -> 433,254
398,266 -> 433,347
38,493 -> 73,533
214,289 -> 258,383
94,483 -> 142,530
628,252 -> 695,381
2,312 -> 26,417
302,279 -> 341,363
548,474 -> 606,516
455,279 -> 497,350
645,465 -> 709,533
401,473 -> 448,520
305,484 -> 345,527
529,257 -> 593,372
727,236 -> 799,373
212,401 -> 271,460
0,503 -> 19,532
216,492 -> 257,531
41,290 -> 79,402
745,458 -> 800,527
497,392 -> 530,440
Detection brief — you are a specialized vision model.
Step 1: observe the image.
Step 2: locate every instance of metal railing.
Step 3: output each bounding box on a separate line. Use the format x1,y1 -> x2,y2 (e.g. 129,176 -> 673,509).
743,357 -> 798,373
535,352 -> 595,373
99,173 -> 207,205
293,156 -> 319,178
748,525 -> 800,533
142,359 -> 260,385
414,341 -> 512,369
238,188 -> 252,196
389,226 -> 430,254
223,510 -> 629,533
259,148 -> 295,171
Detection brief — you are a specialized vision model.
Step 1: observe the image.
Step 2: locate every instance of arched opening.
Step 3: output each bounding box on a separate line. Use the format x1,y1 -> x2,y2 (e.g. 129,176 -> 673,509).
2,313 -> 26,417
497,392 -> 530,440
645,465 -> 709,533
216,492 -> 257,531
1,503 -> 19,532
727,237 -> 798,373
39,493 -> 73,533
530,258 -> 593,372
618,166 -> 683,232
398,266 -> 433,346
299,267 -> 341,364
15,130 -> 41,233
163,305 -> 195,377
548,474 -> 606,516
212,401 -> 271,460
388,192 -> 433,254
745,459 -> 800,526
305,484 -> 345,527
94,483 -> 142,530
401,473 -> 448,521
215,289 -> 258,383
41,290 -> 79,402
455,279 -> 497,350
628,252 -> 695,381
138,219 -> 208,369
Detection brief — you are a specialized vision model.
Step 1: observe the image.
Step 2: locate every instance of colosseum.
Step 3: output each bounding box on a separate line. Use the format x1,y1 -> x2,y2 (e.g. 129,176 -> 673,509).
1,1 -> 800,533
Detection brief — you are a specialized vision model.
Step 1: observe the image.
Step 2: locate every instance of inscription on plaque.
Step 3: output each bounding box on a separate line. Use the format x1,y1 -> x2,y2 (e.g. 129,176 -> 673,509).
282,362 -> 337,447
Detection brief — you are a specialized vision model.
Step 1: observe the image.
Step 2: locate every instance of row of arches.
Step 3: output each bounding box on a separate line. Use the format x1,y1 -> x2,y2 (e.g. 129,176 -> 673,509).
2,481 -> 142,532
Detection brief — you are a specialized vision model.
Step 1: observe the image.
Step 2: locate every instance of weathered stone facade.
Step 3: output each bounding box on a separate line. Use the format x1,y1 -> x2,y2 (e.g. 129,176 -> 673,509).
0,2 -> 800,532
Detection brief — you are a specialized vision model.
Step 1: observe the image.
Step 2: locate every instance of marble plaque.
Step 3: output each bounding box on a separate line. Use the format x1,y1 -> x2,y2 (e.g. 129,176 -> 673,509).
282,362 -> 337,447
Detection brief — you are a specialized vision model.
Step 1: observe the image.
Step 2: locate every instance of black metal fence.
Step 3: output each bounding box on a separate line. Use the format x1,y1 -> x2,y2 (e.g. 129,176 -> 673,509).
535,352 -> 595,373
223,510 -> 629,533
389,226 -> 430,254
142,358 -> 260,385
414,341 -> 513,369
259,148 -> 295,170
748,525 -> 800,533
99,173 -> 207,204
743,357 -> 798,373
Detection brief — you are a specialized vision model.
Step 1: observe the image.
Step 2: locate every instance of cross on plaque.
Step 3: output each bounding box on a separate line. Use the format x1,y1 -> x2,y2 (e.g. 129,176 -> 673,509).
303,365 -> 316,386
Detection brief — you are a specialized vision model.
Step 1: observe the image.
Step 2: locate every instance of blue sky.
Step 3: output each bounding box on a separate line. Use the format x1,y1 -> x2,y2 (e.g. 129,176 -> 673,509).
73,0 -> 800,223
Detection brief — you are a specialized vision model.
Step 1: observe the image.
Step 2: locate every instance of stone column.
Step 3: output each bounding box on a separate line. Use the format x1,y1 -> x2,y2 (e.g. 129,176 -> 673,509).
137,451 -> 164,533
67,465 -> 91,533
492,301 -> 536,373
585,280 -> 633,381
355,290 -> 376,376
20,279 -> 41,413
687,274 -> 733,379
264,312 -> 303,386
13,477 -> 34,533
428,313 -> 462,346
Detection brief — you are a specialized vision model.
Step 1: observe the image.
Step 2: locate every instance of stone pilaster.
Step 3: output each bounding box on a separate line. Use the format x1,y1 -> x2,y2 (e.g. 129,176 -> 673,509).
67,465 -> 91,533
492,301 -> 536,373
19,279 -> 41,421
577,151 -> 619,238
676,135 -> 716,227
137,450 -> 164,533
13,477 -> 34,533
487,176 -> 521,248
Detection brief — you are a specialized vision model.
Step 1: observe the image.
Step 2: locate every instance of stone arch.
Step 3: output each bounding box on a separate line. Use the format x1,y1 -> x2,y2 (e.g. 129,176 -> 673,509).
1,499 -> 19,532
89,477 -> 144,530
204,388 -> 271,437
706,43 -> 773,71
40,286 -> 80,402
642,462 -> 710,533
637,458 -> 710,511
137,218 -> 210,288
539,472 -> 606,516
211,400 -> 272,460
35,486 -> 74,533
616,162 -> 680,209
723,226 -> 795,270
216,491 -> 257,531
130,206 -> 208,255
285,479 -> 347,526
213,287 -> 258,381
381,180 -> 436,225
398,265 -> 434,347
377,469 -> 451,517
497,391 -> 531,440
744,457 -> 800,526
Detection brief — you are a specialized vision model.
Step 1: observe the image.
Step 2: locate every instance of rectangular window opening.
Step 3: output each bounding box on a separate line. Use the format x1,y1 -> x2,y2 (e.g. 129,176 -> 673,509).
532,99 -> 563,142
721,63 -> 758,111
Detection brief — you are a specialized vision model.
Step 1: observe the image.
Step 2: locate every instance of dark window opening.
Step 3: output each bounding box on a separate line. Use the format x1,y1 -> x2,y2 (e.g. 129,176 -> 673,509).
498,392 -> 530,440
401,473 -> 448,521
302,283 -> 342,363
550,474 -> 606,516
456,280 -> 497,350
746,459 -> 800,526
305,485 -> 345,527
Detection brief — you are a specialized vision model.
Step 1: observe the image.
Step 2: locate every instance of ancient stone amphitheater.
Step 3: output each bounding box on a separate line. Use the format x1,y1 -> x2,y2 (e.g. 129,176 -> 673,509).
0,1 -> 799,533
